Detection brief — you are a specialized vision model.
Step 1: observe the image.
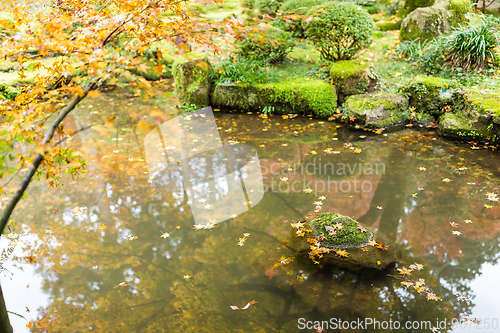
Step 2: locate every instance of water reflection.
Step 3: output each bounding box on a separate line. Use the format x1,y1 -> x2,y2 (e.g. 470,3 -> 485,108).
3,86 -> 500,332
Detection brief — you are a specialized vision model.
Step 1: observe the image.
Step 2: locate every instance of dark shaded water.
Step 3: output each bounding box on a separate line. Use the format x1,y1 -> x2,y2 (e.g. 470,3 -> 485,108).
1,84 -> 500,332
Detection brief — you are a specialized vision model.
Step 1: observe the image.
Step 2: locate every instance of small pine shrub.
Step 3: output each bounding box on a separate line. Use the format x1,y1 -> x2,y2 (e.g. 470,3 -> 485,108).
235,26 -> 295,64
304,2 -> 375,61
255,0 -> 285,15
278,0 -> 331,37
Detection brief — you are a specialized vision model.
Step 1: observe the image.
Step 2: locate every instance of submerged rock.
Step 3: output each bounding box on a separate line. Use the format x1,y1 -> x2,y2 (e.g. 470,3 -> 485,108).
330,60 -> 377,103
172,52 -> 211,108
400,0 -> 471,42
292,213 -> 401,272
211,78 -> 337,117
403,75 -> 462,115
343,93 -> 409,129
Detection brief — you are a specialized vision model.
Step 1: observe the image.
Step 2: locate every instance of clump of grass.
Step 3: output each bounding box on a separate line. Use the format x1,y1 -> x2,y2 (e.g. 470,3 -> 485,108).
210,57 -> 280,85
446,17 -> 500,71
310,212 -> 372,248
395,15 -> 500,73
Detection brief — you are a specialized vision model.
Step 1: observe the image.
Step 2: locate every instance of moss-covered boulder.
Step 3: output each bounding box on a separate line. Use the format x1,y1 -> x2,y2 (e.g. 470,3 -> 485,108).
400,0 -> 471,42
399,0 -> 435,18
439,90 -> 500,141
330,60 -> 377,103
343,93 -> 409,129
376,20 -> 403,31
172,52 -> 211,108
292,213 -> 401,272
211,78 -> 337,117
130,53 -> 174,81
403,75 -> 462,115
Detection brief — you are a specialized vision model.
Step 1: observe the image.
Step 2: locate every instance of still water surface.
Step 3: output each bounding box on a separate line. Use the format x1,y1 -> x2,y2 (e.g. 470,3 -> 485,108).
1,84 -> 500,332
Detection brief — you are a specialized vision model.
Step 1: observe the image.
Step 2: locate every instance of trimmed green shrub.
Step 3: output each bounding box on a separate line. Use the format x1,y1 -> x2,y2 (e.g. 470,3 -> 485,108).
278,0 -> 331,37
255,0 -> 285,15
235,26 -> 295,64
304,2 -> 375,61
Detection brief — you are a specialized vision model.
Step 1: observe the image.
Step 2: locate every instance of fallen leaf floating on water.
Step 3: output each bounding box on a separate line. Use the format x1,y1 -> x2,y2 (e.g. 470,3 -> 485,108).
291,222 -> 305,229
230,300 -> 257,311
335,249 -> 349,257
125,234 -> 138,241
397,266 -> 412,276
70,206 -> 87,216
237,233 -> 250,246
357,225 -> 368,233
485,192 -> 499,202
409,263 -> 424,271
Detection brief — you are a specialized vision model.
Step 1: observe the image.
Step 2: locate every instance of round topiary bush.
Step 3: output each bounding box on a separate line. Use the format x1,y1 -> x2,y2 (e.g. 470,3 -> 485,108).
235,25 -> 295,64
278,0 -> 333,37
255,0 -> 285,15
304,2 -> 375,61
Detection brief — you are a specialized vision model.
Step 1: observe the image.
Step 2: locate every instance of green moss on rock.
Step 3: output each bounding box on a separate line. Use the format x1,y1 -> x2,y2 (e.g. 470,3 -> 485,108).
343,93 -> 409,128
291,213 -> 401,271
403,75 -> 462,115
310,213 -> 372,248
330,60 -> 376,102
130,55 -> 174,81
172,52 -> 211,108
399,0 -> 435,17
438,112 -> 486,139
376,20 -> 402,31
400,0 -> 471,42
211,78 -> 337,117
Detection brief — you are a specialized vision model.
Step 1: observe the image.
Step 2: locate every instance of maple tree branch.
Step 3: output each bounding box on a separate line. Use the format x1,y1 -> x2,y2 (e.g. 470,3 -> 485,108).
0,282 -> 12,333
0,80 -> 100,236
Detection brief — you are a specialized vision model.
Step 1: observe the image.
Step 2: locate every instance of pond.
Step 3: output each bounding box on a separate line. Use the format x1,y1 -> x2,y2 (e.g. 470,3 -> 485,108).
1,82 -> 500,332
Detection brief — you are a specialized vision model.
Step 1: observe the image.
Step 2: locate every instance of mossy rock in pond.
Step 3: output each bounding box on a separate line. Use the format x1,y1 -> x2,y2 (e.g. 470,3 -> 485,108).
172,52 -> 211,108
330,60 -> 377,103
400,0 -> 471,42
129,53 -> 174,81
311,213 -> 373,248
292,213 -> 401,272
343,93 -> 409,129
439,90 -> 500,141
402,75 -> 462,115
211,78 -> 337,117
438,113 -> 487,140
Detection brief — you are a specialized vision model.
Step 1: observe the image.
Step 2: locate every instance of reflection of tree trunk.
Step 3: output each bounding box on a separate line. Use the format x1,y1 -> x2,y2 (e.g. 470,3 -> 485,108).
0,283 -> 13,333
357,151 -> 411,244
